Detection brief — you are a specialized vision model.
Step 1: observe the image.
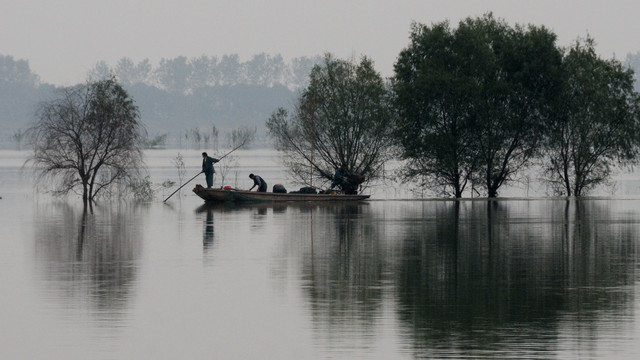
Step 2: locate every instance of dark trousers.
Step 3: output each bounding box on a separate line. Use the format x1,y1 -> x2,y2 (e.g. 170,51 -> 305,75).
258,182 -> 267,192
205,172 -> 214,188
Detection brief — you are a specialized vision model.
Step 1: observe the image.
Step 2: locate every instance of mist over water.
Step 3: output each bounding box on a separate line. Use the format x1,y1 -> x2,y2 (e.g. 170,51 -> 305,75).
2,149 -> 640,359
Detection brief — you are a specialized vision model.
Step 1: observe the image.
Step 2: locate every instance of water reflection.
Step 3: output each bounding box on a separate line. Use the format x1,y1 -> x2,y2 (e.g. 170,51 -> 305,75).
203,206 -> 215,251
186,199 -> 640,358
278,203 -> 385,351
393,199 -> 639,358
195,202 -> 294,252
33,202 -> 143,323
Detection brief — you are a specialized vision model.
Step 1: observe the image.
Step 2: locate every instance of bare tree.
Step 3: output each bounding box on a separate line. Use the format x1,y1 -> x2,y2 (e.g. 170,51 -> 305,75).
225,125 -> 256,148
211,125 -> 219,151
26,78 -> 146,202
173,153 -> 186,185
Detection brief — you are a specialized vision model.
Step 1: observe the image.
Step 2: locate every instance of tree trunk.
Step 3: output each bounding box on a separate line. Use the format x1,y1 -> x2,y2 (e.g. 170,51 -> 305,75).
454,182 -> 463,198
563,162 -> 572,196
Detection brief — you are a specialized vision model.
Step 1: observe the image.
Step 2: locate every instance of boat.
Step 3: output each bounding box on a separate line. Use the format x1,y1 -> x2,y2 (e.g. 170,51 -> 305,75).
192,184 -> 370,203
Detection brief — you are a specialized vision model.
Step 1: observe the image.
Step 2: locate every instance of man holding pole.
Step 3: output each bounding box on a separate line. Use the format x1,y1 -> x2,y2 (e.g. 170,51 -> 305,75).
163,143 -> 246,202
202,152 -> 219,188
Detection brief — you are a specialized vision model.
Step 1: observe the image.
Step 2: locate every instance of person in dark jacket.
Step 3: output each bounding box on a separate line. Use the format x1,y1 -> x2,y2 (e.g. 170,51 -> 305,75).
202,152 -> 219,188
248,173 -> 267,192
330,164 -> 351,190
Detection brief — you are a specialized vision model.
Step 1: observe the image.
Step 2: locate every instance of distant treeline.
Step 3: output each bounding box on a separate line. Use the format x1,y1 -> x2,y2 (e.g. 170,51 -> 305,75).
0,55 -> 56,138
89,54 -> 323,92
1,54 -> 324,140
5,49 -> 640,143
625,51 -> 640,90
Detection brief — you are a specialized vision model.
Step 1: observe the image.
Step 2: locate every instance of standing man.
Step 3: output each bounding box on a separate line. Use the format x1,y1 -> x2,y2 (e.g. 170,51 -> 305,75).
248,173 -> 267,192
202,152 -> 219,188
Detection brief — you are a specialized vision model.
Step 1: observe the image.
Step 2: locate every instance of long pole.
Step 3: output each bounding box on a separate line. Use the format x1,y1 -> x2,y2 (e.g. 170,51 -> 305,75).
217,140 -> 246,162
163,171 -> 202,202
163,140 -> 247,203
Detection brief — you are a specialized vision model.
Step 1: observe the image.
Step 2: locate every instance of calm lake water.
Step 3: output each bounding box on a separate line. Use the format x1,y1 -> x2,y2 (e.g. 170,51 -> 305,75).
2,149 -> 640,359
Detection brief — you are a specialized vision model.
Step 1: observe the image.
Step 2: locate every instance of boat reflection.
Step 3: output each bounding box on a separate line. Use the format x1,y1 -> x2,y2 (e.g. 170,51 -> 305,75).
195,201 -> 369,215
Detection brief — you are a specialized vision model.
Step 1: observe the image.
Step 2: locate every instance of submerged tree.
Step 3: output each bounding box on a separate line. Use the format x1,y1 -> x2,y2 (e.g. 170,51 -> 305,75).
392,21 -> 479,198
226,125 -> 256,148
542,38 -> 640,196
393,14 -> 563,197
27,77 -> 146,202
266,54 -> 394,187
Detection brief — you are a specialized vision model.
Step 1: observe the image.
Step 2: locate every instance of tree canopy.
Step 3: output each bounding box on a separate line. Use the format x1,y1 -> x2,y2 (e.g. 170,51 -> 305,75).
267,54 -> 395,188
27,78 -> 146,202
542,38 -> 640,196
393,14 -> 563,197
392,21 -> 479,197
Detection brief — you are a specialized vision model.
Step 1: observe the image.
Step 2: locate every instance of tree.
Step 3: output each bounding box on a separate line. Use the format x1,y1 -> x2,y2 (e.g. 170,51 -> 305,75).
267,54 -> 394,188
155,56 -> 191,93
218,54 -> 242,86
226,125 -> 256,148
542,38 -> 640,196
393,14 -> 563,197
27,78 -> 146,202
625,51 -> 640,92
0,55 -> 51,135
188,55 -> 218,89
288,56 -> 323,90
246,53 -> 286,86
87,60 -> 113,81
114,57 -> 136,86
392,21 -> 479,198
114,57 -> 152,86
0,55 -> 39,86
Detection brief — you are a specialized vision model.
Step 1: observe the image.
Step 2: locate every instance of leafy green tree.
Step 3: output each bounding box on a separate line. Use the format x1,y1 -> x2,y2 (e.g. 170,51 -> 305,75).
393,14 -> 563,197
392,21 -> 479,197
542,38 -> 640,196
27,78 -> 146,202
267,54 -> 394,188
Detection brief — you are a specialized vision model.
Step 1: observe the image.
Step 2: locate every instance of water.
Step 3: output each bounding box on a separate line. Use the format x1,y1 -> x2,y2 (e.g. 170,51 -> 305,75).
2,149 -> 640,359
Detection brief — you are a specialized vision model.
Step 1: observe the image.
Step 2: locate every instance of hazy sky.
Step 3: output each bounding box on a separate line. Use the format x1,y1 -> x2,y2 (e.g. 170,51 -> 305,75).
2,0 -> 640,86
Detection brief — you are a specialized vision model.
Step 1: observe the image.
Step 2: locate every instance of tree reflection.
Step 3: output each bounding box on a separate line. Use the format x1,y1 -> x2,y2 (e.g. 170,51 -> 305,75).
289,203 -> 385,348
33,202 -> 143,320
394,199 -> 639,358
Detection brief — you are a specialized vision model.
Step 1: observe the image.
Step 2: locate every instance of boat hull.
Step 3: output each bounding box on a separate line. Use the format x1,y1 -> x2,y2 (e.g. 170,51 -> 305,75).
193,184 -> 370,203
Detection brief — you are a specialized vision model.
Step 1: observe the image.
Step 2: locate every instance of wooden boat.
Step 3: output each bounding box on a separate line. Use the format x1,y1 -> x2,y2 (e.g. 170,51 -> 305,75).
193,184 -> 370,203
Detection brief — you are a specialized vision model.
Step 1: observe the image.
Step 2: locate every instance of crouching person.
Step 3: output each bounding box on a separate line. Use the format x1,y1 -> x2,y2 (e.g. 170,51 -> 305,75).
249,173 -> 267,192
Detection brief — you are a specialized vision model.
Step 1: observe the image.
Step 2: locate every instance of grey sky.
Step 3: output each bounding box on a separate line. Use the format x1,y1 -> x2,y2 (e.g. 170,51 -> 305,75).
2,0 -> 639,85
